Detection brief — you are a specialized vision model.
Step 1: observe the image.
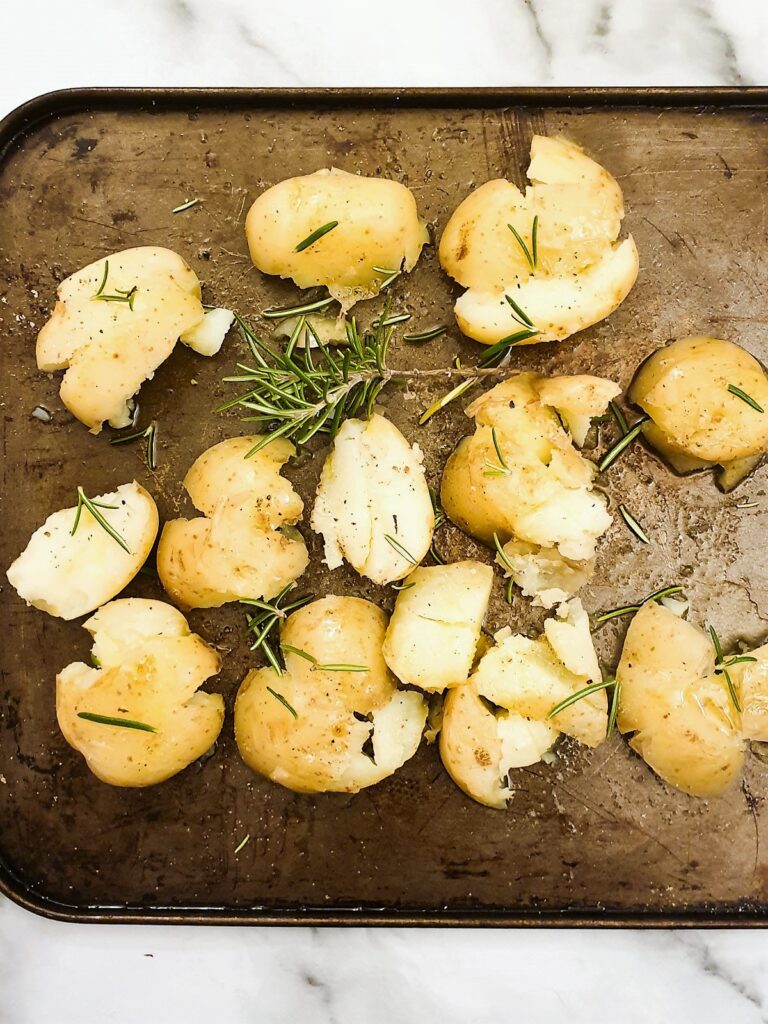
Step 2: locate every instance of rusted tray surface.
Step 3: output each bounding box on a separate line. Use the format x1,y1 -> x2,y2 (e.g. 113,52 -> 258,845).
1,88 -> 767,926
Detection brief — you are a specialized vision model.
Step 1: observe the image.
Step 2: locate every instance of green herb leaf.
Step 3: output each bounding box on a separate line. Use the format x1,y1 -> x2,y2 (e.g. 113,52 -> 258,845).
77,712 -> 156,733
493,532 -> 515,573
391,581 -> 416,591
110,421 -> 157,471
261,296 -> 337,320
598,415 -> 649,472
594,584 -> 685,623
384,534 -> 418,565
504,292 -> 535,328
727,384 -> 764,413
403,325 -> 447,343
606,679 -> 622,738
266,686 -> 298,719
609,400 -> 628,436
507,221 -> 537,272
478,329 -> 540,368
619,504 -> 650,544
295,221 -> 339,253
547,679 -> 616,720
708,625 -> 742,712
70,487 -> 131,554
419,377 -> 476,425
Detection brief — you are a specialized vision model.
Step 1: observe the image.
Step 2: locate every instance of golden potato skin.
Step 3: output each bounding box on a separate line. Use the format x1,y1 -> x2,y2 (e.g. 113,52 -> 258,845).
630,336 -> 768,470
382,561 -> 493,692
157,436 -> 308,610
36,247 -> 205,432
235,596 -> 427,794
617,601 -> 743,797
56,599 -> 224,787
6,481 -> 159,620
245,168 -> 428,308
439,135 -> 638,347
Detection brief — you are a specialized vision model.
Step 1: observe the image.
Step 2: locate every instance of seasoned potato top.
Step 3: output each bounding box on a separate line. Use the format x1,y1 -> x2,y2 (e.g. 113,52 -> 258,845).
245,168 -> 428,307
630,336 -> 768,463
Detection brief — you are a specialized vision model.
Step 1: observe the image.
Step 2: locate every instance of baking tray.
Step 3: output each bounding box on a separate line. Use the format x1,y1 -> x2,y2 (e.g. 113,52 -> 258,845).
1,87 -> 768,927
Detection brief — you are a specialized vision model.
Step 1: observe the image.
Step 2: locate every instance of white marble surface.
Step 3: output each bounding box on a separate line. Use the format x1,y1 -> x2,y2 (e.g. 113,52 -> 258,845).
2,1 -> 768,1021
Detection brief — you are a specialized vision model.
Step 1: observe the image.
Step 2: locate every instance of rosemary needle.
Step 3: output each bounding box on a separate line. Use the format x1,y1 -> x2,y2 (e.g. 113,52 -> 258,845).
606,679 -> 622,737
391,581 -> 416,591
266,686 -> 298,719
261,296 -> 336,320
234,834 -> 251,855
280,644 -> 367,672
504,292 -> 535,328
71,487 -> 131,554
77,712 -> 156,733
619,504 -> 650,544
708,624 -> 754,712
609,400 -> 628,435
547,679 -> 616,721
478,328 -> 539,367
295,221 -> 338,253
594,584 -> 686,623
403,325 -> 447,343
727,384 -> 764,413
172,198 -> 200,213
242,584 -> 314,675
507,218 -> 538,272
419,377 -> 476,425
493,532 -> 515,573
598,415 -> 649,472
384,534 -> 418,565
110,422 -> 157,471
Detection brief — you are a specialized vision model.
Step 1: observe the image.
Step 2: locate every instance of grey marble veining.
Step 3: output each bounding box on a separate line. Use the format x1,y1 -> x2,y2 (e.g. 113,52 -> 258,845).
2,0 -> 768,1021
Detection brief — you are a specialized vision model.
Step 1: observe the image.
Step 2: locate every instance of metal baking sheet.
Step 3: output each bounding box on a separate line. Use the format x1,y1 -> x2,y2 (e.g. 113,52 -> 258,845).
1,87 -> 767,926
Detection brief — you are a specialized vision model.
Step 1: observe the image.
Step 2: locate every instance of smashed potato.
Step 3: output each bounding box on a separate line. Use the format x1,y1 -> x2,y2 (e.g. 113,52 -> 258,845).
382,561 -> 493,692
245,168 -> 428,310
441,373 -> 618,606
311,413 -> 434,585
6,481 -> 158,620
630,336 -> 768,490
235,596 -> 427,793
56,599 -> 224,787
157,436 -> 308,610
616,601 -> 743,796
441,598 -> 603,807
36,247 -> 232,432
440,135 -> 638,347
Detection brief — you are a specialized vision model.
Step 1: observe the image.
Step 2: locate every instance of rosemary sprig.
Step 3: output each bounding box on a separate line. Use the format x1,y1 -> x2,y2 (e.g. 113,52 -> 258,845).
266,686 -> 298,719
93,261 -> 138,310
708,625 -> 756,712
281,644 -> 368,672
261,296 -> 337,320
110,422 -> 157,471
403,325 -> 446,343
384,534 -> 418,565
727,384 -> 764,413
507,217 -> 538,271
172,198 -> 200,213
295,221 -> 338,253
594,584 -> 685,623
619,504 -> 650,544
242,583 -> 314,675
70,487 -> 131,554
598,415 -> 649,472
77,712 -> 156,733
547,679 -> 617,730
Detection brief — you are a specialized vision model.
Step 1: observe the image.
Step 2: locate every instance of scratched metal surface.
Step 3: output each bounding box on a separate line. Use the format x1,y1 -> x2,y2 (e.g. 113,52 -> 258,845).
1,91 -> 767,925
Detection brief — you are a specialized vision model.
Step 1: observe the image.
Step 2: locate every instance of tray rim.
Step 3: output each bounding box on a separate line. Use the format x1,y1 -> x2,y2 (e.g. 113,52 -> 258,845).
2,84 -> 768,928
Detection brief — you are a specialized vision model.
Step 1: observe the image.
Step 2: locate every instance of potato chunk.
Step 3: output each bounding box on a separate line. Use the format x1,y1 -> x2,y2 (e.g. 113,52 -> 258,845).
36,247 -> 232,432
311,413 -> 434,584
6,481 -> 158,620
382,561 -> 493,692
56,599 -> 224,787
440,598 -> 600,807
439,135 -> 638,347
616,601 -> 743,796
235,596 -> 427,794
441,372 -> 617,606
157,436 -> 308,610
629,337 -> 768,489
245,168 -> 428,310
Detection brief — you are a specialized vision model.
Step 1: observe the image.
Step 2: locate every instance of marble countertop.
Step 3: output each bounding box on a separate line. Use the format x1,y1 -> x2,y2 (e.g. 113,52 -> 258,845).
2,1 -> 768,1021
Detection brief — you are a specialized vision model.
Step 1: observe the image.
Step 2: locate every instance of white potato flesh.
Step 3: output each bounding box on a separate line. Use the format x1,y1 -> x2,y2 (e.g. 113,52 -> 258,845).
245,168 -> 428,310
157,436 -> 308,610
440,684 -> 556,809
36,247 -> 209,432
235,596 -> 427,793
535,375 -> 622,445
441,373 -> 614,603
454,237 -> 639,346
472,600 -> 606,748
382,561 -> 493,692
56,599 -> 224,787
180,307 -> 234,356
630,336 -> 768,470
6,481 -> 158,620
731,642 -> 768,742
439,135 -> 637,348
617,601 -> 743,796
311,413 -> 434,584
